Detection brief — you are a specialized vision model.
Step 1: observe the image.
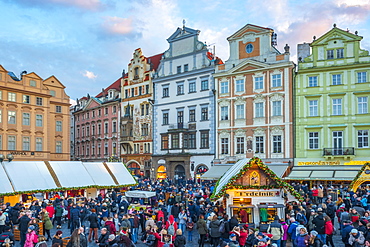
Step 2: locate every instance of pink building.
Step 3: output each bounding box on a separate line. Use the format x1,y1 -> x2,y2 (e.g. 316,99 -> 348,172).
72,79 -> 121,161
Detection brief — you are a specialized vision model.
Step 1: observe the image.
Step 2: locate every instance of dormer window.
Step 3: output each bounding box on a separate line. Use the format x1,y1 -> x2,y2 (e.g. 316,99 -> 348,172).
109,91 -> 113,99
134,67 -> 139,79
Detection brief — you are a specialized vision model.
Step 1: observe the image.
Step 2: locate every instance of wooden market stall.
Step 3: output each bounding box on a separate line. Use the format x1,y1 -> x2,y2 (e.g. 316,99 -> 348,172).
211,157 -> 302,227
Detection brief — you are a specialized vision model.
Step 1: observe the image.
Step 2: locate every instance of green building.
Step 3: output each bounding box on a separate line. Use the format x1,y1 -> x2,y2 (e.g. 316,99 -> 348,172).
288,25 -> 370,184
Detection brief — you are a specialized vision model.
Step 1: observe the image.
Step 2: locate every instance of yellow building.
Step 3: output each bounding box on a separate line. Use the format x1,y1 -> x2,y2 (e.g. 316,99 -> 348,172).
0,65 -> 70,161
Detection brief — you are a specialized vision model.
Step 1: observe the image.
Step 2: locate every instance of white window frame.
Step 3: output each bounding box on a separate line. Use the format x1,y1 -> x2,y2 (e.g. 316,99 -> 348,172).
220,81 -> 229,94
22,137 -> 30,151
236,104 -> 245,119
308,132 -> 319,149
358,130 -> 369,148
255,136 -> 264,153
357,72 -> 367,83
309,100 -> 318,117
177,82 -> 184,95
332,74 -> 342,85
56,141 -> 62,153
332,98 -> 342,115
271,74 -> 282,88
8,136 -> 16,150
220,106 -> 229,120
255,102 -> 264,118
308,76 -> 318,87
23,113 -> 30,125
272,135 -> 282,153
201,79 -> 209,91
8,92 -> 16,102
36,137 -> 43,151
36,114 -> 43,127
254,76 -> 263,90
236,137 -> 245,154
221,138 -> 229,154
272,101 -> 282,116
235,79 -> 244,92
8,111 -> 16,124
189,81 -> 196,93
56,121 -> 62,131
358,96 -> 368,114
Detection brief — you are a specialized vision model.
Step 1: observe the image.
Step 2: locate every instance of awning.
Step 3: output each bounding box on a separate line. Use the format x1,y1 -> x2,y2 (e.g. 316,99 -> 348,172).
267,164 -> 288,178
3,161 -> 58,192
49,161 -> 95,188
0,165 -> 14,194
83,162 -> 117,186
201,165 -> 231,180
125,190 -> 156,198
105,162 -> 137,186
258,204 -> 285,208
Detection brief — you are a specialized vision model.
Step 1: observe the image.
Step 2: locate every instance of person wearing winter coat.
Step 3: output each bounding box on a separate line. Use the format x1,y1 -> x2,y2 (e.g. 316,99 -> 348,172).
238,226 -> 248,247
88,209 -> 99,242
312,209 -> 326,243
349,228 -> 365,247
40,208 -> 53,241
324,215 -> 335,247
295,227 -> 309,247
19,212 -> 31,247
52,230 -> 63,247
245,229 -> 258,247
165,215 -> 178,236
209,215 -> 221,247
24,226 -> 37,247
174,229 -> 186,247
220,215 -> 231,241
288,218 -> 299,246
268,216 -> 284,247
280,219 -> 289,247
196,214 -> 208,247
54,205 -> 64,229
178,210 -> 187,234
309,231 -> 323,247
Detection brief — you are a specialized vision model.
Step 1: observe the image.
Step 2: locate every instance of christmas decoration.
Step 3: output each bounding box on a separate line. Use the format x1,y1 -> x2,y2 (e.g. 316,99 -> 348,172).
210,157 -> 303,201
349,162 -> 370,189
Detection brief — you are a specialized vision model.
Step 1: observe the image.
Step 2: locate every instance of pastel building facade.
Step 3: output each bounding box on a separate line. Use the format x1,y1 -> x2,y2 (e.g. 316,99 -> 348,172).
73,79 -> 121,162
0,65 -> 70,161
120,48 -> 162,177
295,25 -> 370,166
213,24 -> 294,166
152,25 -> 218,180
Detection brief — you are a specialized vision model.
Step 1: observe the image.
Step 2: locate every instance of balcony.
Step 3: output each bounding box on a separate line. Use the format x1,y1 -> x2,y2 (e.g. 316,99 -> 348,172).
168,123 -> 188,130
121,136 -> 134,142
323,147 -> 355,159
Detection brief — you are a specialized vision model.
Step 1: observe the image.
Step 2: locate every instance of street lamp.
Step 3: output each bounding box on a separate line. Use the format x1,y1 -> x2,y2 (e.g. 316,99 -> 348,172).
0,154 -> 14,163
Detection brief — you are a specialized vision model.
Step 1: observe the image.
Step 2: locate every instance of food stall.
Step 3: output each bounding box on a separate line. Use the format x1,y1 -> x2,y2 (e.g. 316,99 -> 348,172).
125,190 -> 156,210
211,157 -> 302,227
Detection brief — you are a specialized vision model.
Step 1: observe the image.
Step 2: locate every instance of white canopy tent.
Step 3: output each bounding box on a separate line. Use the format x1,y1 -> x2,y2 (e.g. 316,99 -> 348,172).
49,161 -> 95,188
2,161 -> 58,192
106,162 -> 137,186
0,165 -> 14,194
201,165 -> 231,180
125,190 -> 156,198
83,162 -> 117,186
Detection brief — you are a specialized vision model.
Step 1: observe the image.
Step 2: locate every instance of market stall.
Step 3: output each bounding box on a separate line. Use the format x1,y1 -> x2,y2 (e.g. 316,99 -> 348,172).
125,190 -> 156,210
350,162 -> 370,192
211,157 -> 302,227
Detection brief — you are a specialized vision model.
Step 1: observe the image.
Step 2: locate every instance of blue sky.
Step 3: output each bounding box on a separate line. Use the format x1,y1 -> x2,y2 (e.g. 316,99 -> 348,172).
1,0 -> 370,102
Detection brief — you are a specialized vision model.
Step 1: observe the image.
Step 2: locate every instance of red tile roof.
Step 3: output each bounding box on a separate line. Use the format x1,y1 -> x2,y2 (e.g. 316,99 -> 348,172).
95,77 -> 121,98
146,53 -> 163,71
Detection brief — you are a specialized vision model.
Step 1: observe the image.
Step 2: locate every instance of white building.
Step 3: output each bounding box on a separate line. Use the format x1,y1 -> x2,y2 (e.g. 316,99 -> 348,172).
152,24 -> 220,180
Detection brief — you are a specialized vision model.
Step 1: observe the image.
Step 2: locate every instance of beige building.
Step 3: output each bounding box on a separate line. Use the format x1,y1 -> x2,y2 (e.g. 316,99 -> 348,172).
0,65 -> 70,161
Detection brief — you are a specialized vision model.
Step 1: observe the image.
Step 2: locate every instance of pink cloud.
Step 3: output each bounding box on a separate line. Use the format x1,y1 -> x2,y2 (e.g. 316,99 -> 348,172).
101,16 -> 134,35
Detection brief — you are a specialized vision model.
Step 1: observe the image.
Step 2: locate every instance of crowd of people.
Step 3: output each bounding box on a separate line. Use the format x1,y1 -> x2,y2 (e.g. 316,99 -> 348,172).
0,180 -> 370,247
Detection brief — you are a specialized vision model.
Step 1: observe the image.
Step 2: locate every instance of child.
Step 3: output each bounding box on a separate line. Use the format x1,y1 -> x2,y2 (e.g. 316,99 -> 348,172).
24,226 -> 38,247
186,218 -> 194,242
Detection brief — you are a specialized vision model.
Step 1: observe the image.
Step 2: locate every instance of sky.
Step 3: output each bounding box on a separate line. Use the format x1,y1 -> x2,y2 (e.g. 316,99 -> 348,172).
1,0 -> 370,103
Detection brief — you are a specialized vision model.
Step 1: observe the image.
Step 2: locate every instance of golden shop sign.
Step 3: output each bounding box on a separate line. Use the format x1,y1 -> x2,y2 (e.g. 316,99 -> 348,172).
297,160 -> 370,166
235,191 -> 278,197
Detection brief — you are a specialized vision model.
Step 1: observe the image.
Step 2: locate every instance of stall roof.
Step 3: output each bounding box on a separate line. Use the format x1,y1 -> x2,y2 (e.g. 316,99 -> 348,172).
125,190 -> 156,198
0,165 -> 14,194
268,164 -> 288,178
83,162 -> 117,186
3,161 -> 58,192
201,165 -> 231,180
284,165 -> 362,181
105,162 -> 137,186
49,161 -> 95,188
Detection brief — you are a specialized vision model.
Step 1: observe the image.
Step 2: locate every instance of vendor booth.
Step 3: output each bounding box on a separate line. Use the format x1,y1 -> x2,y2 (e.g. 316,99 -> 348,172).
125,190 -> 156,210
211,157 -> 302,227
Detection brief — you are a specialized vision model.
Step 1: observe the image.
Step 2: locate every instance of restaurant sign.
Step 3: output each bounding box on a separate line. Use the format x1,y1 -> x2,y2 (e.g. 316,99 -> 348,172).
297,160 -> 370,166
235,191 -> 278,197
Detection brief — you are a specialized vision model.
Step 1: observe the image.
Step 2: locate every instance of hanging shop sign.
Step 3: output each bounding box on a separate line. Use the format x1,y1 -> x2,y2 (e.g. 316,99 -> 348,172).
235,191 -> 279,197
297,160 -> 370,166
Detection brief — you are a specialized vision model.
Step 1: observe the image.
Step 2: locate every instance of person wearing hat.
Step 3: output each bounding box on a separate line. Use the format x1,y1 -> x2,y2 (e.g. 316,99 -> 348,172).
228,233 -> 239,247
312,208 -> 325,243
341,220 -> 354,247
0,226 -> 14,244
308,231 -> 323,247
24,226 -> 37,247
288,218 -> 299,247
107,234 -> 118,247
245,228 -> 257,247
349,228 -> 365,247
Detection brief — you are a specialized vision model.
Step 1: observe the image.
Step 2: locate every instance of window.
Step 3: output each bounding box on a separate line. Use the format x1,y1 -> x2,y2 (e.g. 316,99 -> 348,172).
255,102 -> 264,118
36,114 -> 43,127
337,48 -> 344,58
246,43 -> 254,53
221,106 -> 229,120
163,86 -> 169,97
358,72 -> 367,83
56,105 -> 62,113
113,106 -> 116,113
221,138 -> 229,154
146,85 -> 149,94
332,74 -> 342,85
358,130 -> 369,148
0,91 -> 2,100
141,123 -> 148,136
163,112 -> 169,125
98,124 -> 101,134
141,104 -> 145,116
8,136 -> 16,150
358,97 -> 368,114
272,74 -> 282,88
104,142 -> 108,155
273,135 -> 282,153
236,79 -> 244,92
255,136 -> 264,153
177,111 -> 184,124
172,133 -> 179,149
56,141 -> 62,153
92,125 -> 95,135
309,100 -> 318,117
139,86 -> 142,95
104,122 -> 109,134
134,67 -> 139,76
200,131 -> 209,149
177,66 -> 181,74
189,81 -> 196,93
113,121 -> 117,133
308,76 -> 318,87
131,88 -> 135,97
36,137 -> 43,151
22,137 -> 30,151
146,104 -> 149,115
236,137 -> 244,154
255,77 -> 263,90
36,97 -> 43,106
0,110 -> 2,123
23,95 -> 30,104
272,101 -> 282,116
220,81 -> 229,94
333,98 -> 342,115
236,104 -> 244,119
105,107 -> 108,115
125,89 -> 129,98
8,111 -> 16,124
23,113 -> 30,125
8,92 -> 16,102
189,109 -> 196,122
184,64 -> 189,72
201,80 -> 209,90
50,90 -> 55,97
161,135 -> 169,149
309,132 -> 319,149
188,133 -> 196,149
30,80 -> 36,87
327,50 -> 334,59
177,83 -> 184,95
201,107 -> 208,121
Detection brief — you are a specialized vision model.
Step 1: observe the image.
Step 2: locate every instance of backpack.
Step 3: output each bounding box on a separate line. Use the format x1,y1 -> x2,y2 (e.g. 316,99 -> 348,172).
167,222 -> 175,236
186,222 -> 194,231
145,234 -> 156,247
219,220 -> 226,234
0,233 -> 10,243
296,213 -> 307,225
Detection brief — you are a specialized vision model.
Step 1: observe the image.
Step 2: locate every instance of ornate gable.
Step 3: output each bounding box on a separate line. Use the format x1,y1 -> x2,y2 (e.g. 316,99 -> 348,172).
43,75 -> 66,89
311,26 -> 362,47
227,24 -> 272,41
